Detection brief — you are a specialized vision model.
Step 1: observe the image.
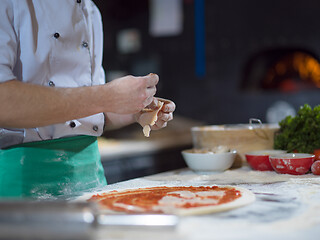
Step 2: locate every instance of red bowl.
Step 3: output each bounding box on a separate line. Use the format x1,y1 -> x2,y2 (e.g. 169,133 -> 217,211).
269,153 -> 315,175
245,150 -> 286,171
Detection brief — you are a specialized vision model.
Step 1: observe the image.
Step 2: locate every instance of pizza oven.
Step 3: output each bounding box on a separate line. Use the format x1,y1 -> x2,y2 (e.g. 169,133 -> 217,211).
236,47 -> 320,123
241,48 -> 320,93
188,0 -> 320,125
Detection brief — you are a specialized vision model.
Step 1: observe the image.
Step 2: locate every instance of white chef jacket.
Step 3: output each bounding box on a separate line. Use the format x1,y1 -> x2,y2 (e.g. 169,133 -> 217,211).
0,0 -> 106,148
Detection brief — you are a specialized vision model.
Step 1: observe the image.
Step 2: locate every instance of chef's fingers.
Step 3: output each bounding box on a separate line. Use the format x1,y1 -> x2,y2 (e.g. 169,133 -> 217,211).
152,119 -> 167,130
142,85 -> 157,107
159,99 -> 176,113
145,73 -> 159,88
143,97 -> 175,113
158,112 -> 174,122
146,85 -> 157,96
145,97 -> 159,110
151,112 -> 172,130
143,95 -> 155,108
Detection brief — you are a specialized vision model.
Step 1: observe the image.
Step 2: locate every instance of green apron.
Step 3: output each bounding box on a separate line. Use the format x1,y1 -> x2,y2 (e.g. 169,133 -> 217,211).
0,135 -> 107,198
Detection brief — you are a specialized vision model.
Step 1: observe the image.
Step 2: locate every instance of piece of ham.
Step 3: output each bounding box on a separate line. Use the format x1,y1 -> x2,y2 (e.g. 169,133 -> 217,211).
140,101 -> 164,137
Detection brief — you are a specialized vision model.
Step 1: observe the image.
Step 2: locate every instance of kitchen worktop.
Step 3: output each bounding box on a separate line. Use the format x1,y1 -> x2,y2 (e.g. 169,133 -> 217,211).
97,116 -> 202,183
92,166 -> 320,240
98,115 -> 201,160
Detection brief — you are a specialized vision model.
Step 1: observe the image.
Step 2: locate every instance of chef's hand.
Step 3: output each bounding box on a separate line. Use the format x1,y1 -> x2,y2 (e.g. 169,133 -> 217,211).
104,73 -> 158,114
152,97 -> 175,130
136,97 -> 176,130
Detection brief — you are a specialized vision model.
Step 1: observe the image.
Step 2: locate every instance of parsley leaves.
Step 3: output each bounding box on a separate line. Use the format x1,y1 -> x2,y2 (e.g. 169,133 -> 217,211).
274,104 -> 320,153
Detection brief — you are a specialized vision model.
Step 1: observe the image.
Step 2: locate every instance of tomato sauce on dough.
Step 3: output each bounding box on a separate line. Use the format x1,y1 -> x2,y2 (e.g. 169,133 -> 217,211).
89,186 -> 242,214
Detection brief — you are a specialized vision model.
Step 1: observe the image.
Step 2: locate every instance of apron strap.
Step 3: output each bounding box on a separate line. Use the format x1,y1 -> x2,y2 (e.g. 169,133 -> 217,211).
0,135 -> 107,199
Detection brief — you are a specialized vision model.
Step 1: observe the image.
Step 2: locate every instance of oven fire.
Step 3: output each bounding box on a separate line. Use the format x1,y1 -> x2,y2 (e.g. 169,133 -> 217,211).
262,51 -> 320,91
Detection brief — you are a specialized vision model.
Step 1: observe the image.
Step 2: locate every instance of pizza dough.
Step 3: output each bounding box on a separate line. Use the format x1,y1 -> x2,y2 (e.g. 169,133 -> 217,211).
87,186 -> 255,216
140,101 -> 164,137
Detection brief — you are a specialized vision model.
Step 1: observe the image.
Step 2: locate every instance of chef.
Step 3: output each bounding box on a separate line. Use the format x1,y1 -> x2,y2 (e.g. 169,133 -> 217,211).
0,0 -> 175,198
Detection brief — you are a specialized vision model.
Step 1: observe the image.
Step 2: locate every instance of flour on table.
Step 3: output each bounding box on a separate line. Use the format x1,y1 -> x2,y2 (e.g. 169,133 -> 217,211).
145,166 -> 319,185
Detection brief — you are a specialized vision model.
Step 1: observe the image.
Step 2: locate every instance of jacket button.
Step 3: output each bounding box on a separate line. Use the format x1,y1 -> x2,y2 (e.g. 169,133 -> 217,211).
53,32 -> 60,39
69,121 -> 76,128
82,41 -> 88,48
77,0 -> 81,3
93,125 -> 98,132
48,81 -> 55,87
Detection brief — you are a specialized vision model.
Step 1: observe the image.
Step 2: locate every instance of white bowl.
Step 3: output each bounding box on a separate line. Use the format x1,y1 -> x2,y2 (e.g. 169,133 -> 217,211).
181,149 -> 237,172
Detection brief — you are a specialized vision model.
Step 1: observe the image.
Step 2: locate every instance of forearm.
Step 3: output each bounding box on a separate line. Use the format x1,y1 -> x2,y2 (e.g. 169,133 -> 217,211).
0,74 -> 159,129
0,80 -> 105,128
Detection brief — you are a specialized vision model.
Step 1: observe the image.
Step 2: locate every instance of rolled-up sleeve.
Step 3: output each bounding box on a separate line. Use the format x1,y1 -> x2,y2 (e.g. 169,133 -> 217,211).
0,0 -> 17,83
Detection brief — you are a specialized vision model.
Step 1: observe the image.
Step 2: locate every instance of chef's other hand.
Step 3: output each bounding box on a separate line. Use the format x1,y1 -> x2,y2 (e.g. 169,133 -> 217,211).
152,98 -> 175,130
136,97 -> 175,130
104,73 -> 158,114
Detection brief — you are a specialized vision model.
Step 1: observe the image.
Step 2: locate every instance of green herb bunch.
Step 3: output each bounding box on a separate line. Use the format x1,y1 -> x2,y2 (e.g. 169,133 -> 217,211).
274,104 -> 320,153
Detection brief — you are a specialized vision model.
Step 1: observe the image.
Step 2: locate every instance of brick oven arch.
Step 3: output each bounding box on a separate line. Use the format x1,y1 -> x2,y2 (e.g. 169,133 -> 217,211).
241,48 -> 320,92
